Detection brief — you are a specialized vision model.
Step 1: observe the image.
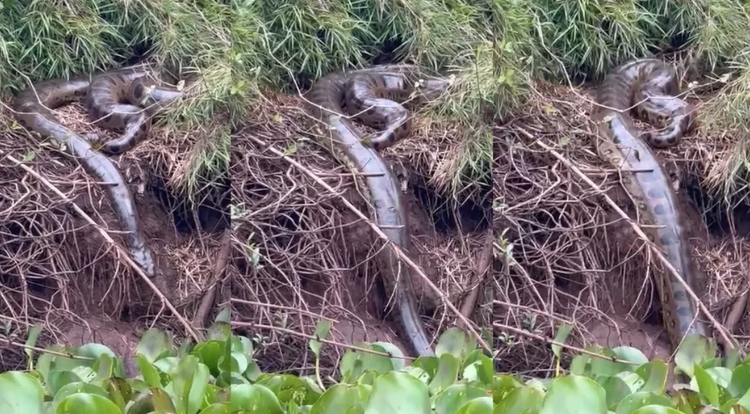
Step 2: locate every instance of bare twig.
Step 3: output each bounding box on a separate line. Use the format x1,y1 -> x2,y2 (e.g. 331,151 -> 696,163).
530,136 -> 735,350
3,152 -> 200,343
245,134 -> 491,354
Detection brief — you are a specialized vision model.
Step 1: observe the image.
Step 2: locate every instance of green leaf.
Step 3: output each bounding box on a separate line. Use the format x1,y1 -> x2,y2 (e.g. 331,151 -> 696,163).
615,391 -> 673,414
428,353 -> 461,395
461,351 -> 493,385
52,382 -> 111,408
599,376 -> 632,409
230,384 -> 283,414
136,356 -> 162,388
570,355 -> 591,376
693,364 -> 719,407
0,371 -> 45,414
25,324 -> 44,367
735,384 -> 750,413
635,360 -> 668,394
435,328 -> 472,359
309,383 -> 368,414
214,307 -> 231,325
206,321 -> 231,342
198,402 -> 232,414
370,342 -> 405,370
48,370 -> 84,396
493,384 -> 543,414
455,396 -> 491,414
539,375 -> 607,414
152,388 -> 177,413
126,392 -> 154,414
492,375 -> 525,403
192,341 -> 224,376
55,393 -> 120,414
136,329 -> 172,363
256,374 -> 323,406
630,405 -> 684,414
551,324 -> 573,359
731,363 -> 750,400
170,355 -> 209,414
363,371 -> 430,414
309,319 -> 333,357
434,384 -> 487,414
674,335 -> 709,378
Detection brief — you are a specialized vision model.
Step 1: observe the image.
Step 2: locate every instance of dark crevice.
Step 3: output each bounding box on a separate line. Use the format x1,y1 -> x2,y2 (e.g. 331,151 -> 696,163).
148,167 -> 230,235
410,172 -> 491,234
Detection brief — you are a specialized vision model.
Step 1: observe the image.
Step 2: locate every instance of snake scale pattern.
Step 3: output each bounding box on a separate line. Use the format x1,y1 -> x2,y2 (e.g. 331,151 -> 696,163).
11,64 -> 185,280
305,64 -> 450,357
592,58 -> 707,351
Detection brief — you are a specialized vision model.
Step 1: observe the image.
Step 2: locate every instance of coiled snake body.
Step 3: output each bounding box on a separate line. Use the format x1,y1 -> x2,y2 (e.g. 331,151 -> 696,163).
305,64 -> 449,357
12,65 -> 184,279
85,70 -> 183,154
592,58 -> 707,350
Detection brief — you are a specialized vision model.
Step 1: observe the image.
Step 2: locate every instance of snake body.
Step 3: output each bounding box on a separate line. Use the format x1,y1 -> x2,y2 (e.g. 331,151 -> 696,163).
306,65 -> 449,357
85,71 -> 184,155
11,65 -> 159,278
592,58 -> 706,350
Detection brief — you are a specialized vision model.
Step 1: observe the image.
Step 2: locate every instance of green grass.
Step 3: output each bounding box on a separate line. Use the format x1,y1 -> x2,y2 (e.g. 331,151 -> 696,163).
4,0 -> 750,204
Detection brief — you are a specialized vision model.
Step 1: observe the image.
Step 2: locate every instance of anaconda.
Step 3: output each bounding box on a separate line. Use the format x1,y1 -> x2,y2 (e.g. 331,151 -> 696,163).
85,71 -> 184,155
305,64 -> 449,357
592,58 -> 706,352
11,65 -> 158,278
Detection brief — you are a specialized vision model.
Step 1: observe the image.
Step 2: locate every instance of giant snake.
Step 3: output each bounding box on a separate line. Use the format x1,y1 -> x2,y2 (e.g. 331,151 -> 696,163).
11,63 -> 185,281
305,64 -> 450,357
592,58 -> 708,352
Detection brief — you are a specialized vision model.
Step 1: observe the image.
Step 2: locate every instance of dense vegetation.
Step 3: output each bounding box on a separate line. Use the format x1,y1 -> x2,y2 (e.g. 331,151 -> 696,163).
4,0 -> 750,412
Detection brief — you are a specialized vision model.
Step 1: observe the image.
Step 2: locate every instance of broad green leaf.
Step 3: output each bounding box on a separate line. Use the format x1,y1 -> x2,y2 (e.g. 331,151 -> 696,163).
25,324 -> 44,367
309,320 -> 332,356
206,321 -> 231,342
52,382 -> 110,408
674,335 -> 709,378
551,324 -> 573,359
370,343 -> 405,370
126,392 -> 154,414
192,341 -> 224,376
170,355 -> 209,414
599,376 -> 632,409
309,383 -> 368,414
256,374 -> 322,406
434,383 -> 487,414
539,375 -> 607,414
136,356 -> 162,388
436,328 -> 471,359
230,384 -> 283,413
455,396 -> 492,414
704,366 -> 732,389
55,393 -> 120,414
492,375 -> 524,403
429,353 -> 461,395
729,363 -> 750,399
136,329 -> 171,363
152,388 -> 177,413
570,355 -> 591,376
199,402 -> 232,414
693,364 -> 719,407
0,371 -> 45,413
461,351 -> 493,385
630,405 -> 683,414
493,384 -> 543,414
47,370 -> 83,396
364,371 -> 430,414
615,391 -> 673,414
635,360 -> 668,394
